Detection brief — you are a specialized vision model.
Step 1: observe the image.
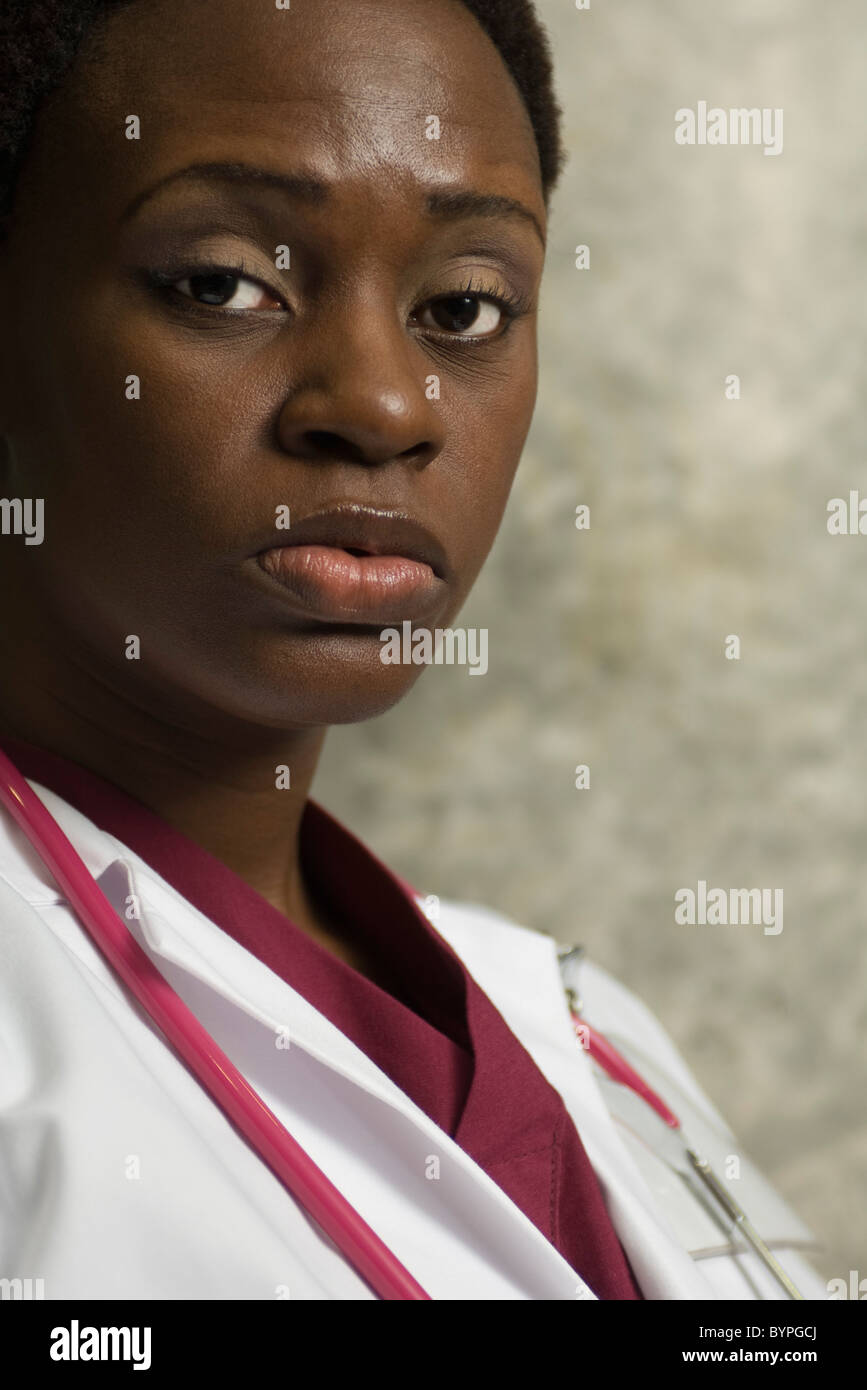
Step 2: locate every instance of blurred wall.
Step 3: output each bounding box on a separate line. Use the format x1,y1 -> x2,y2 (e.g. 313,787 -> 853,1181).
315,0 -> 866,1283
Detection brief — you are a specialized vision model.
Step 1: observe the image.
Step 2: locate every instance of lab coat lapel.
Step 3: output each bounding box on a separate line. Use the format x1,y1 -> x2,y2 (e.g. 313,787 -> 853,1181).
427,904 -> 719,1300
87,849 -> 599,1300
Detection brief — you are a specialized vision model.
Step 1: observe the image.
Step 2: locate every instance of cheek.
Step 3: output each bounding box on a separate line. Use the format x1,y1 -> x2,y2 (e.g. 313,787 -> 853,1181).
3,316 -> 261,715
432,353 -> 538,610
9,287 -> 264,583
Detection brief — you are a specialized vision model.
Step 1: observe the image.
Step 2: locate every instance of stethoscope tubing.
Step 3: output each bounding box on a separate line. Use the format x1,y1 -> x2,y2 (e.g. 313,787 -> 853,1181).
0,748 -> 430,1301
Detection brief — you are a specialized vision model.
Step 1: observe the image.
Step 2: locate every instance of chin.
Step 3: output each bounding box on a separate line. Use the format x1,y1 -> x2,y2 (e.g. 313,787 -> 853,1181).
226,632 -> 432,728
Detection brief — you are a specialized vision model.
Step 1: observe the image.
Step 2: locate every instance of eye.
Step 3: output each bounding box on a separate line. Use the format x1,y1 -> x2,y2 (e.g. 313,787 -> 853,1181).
173,271 -> 283,310
414,293 -> 505,338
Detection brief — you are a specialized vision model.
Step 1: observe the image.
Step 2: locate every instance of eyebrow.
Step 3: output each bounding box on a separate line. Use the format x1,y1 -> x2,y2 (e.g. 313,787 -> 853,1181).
121,161 -> 546,247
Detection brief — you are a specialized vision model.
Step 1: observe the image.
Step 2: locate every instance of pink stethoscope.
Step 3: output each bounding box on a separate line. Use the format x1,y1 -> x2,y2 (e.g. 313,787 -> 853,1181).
0,747 -> 802,1301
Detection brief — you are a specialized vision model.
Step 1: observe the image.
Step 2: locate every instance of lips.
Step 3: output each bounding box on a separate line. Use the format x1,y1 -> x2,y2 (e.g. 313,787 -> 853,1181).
254,504 -> 449,623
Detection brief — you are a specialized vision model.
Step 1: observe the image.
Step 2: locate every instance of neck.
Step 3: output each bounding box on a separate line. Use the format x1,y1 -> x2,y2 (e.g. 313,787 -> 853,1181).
0,648 -> 327,926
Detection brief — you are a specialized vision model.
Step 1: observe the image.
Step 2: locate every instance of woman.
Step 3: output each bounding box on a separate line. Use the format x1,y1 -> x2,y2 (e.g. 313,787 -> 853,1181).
0,0 -> 823,1300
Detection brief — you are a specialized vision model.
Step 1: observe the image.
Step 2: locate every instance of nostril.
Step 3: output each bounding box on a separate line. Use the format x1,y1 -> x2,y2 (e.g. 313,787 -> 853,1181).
303,430 -> 368,465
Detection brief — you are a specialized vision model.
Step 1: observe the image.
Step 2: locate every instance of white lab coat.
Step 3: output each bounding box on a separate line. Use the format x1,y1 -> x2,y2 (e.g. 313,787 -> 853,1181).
0,779 -> 826,1300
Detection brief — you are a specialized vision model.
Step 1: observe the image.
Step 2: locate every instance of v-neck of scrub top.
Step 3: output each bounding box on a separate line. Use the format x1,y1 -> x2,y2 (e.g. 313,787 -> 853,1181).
0,735 -> 644,1300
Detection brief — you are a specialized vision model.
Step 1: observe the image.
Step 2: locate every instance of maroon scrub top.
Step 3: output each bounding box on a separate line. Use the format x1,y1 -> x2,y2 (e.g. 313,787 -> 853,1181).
0,735 -> 643,1300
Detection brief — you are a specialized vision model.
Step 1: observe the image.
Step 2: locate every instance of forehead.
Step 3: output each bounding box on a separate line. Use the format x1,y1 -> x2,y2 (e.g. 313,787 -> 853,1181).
43,0 -> 543,227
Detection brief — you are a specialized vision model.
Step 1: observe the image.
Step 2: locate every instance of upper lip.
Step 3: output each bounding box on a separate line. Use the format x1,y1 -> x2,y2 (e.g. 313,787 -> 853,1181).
255,503 -> 450,581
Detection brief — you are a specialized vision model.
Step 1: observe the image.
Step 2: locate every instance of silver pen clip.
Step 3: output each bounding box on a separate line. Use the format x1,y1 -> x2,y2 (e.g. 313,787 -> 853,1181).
557,947 -> 804,1300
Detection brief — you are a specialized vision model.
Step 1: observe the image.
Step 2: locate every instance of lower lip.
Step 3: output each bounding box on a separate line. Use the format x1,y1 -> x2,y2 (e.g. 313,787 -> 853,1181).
256,544 -> 445,622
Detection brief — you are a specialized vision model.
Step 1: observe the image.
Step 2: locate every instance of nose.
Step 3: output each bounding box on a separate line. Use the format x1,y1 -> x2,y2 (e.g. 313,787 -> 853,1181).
275,301 -> 445,469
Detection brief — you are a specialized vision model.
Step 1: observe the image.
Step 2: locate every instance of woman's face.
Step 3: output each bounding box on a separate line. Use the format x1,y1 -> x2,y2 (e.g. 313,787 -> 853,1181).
0,0 -> 546,729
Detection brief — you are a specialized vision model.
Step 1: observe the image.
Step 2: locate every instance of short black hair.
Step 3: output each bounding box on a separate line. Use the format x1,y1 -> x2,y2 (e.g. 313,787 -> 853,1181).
0,0 -> 567,220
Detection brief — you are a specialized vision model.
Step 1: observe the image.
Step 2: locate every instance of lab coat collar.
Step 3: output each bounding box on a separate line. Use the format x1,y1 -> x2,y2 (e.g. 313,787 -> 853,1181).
7,779 -> 601,1300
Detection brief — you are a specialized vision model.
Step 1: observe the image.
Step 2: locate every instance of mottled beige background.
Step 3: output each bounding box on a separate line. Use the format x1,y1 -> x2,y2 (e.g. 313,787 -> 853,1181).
315,0 -> 866,1283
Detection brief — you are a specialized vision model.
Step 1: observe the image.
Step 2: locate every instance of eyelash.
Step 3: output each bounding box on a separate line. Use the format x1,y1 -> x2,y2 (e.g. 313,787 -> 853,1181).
146,263 -> 532,341
429,275 -> 532,338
